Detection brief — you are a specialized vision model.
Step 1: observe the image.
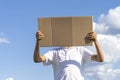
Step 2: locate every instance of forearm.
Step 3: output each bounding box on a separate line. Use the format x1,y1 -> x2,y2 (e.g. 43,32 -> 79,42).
33,31 -> 46,63
34,40 -> 41,63
94,39 -> 104,62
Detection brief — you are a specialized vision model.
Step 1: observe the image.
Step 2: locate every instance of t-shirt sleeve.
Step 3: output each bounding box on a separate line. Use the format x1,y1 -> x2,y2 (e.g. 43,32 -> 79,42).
81,47 -> 94,62
43,50 -> 54,66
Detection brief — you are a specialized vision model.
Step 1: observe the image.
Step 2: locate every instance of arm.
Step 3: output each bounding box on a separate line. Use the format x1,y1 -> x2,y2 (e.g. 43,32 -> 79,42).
86,32 -> 104,62
33,31 -> 46,63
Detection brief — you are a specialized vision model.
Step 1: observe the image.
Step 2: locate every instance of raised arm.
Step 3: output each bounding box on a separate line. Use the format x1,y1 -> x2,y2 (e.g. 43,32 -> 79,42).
33,31 -> 46,63
86,32 -> 104,62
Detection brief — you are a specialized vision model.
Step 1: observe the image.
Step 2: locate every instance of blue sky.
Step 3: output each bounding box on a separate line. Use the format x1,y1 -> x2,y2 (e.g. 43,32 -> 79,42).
0,0 -> 120,80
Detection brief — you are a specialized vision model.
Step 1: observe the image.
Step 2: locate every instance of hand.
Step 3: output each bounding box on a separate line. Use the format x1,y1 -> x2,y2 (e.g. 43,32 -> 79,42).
85,32 -> 97,43
36,31 -> 44,40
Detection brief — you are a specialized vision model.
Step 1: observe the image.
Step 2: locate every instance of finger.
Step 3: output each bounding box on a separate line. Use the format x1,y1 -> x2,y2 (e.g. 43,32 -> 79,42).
37,31 -> 43,36
88,32 -> 94,34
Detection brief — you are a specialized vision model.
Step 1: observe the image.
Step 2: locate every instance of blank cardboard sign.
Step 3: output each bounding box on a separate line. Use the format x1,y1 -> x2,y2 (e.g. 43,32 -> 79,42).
38,16 -> 93,47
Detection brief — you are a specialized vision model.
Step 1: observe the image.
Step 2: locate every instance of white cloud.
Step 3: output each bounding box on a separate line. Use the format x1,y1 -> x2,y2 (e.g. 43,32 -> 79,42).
86,5 -> 120,79
0,38 -> 10,44
99,6 -> 120,29
94,6 -> 120,34
98,34 -> 120,62
0,32 -> 10,44
83,34 -> 120,80
6,77 -> 14,80
84,69 -> 120,80
90,6 -> 120,79
93,22 -> 109,33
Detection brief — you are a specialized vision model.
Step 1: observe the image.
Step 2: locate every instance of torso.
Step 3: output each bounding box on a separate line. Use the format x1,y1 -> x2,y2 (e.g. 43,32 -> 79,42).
52,47 -> 84,80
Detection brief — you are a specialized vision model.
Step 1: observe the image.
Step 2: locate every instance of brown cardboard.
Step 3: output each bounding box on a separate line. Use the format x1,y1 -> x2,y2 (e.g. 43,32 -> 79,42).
38,16 -> 93,47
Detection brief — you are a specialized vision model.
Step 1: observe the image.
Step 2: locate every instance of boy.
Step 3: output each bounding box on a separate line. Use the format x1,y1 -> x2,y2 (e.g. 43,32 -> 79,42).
34,30 -> 104,80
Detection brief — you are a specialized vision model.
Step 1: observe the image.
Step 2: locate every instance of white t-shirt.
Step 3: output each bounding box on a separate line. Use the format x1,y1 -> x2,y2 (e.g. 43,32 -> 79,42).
43,46 -> 94,80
